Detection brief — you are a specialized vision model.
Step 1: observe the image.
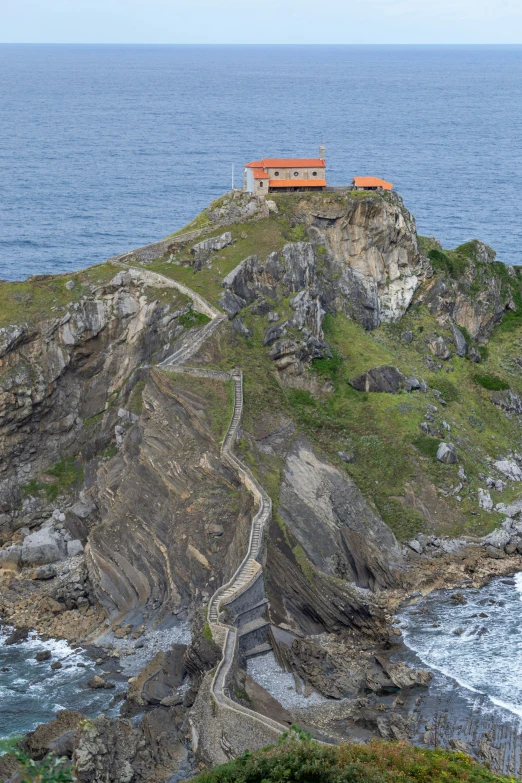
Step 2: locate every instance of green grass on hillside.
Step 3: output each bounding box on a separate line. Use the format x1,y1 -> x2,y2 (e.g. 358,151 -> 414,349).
0,262 -> 191,329
145,215 -> 290,305
0,263 -> 117,329
203,294 -> 522,540
193,736 -> 515,783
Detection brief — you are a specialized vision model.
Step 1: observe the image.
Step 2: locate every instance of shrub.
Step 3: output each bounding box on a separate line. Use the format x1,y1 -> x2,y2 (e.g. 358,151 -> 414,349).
13,750 -> 74,783
428,248 -> 469,278
473,373 -> 509,391
413,435 -> 440,459
178,309 -> 211,328
193,736 -> 513,783
311,351 -> 343,380
429,377 -> 460,403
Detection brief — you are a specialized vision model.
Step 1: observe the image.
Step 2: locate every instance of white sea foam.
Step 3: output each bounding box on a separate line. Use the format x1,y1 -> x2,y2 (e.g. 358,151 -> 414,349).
398,572 -> 522,719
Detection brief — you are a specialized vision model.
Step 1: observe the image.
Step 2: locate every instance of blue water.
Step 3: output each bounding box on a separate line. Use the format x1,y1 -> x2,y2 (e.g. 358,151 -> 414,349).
0,628 -> 119,739
1,44 -> 522,282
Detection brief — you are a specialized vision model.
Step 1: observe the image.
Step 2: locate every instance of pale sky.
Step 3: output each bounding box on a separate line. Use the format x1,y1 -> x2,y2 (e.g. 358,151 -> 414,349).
2,0 -> 522,44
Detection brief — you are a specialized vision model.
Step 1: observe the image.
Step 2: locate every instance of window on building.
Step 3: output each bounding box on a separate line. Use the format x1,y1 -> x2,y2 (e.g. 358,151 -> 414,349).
274,171 -> 279,177
259,181 -> 264,187
293,171 -> 299,177
312,171 -> 317,177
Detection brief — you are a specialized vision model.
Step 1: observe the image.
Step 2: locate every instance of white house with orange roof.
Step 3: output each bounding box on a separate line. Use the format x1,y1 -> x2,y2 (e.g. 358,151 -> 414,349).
352,176 -> 393,192
244,151 -> 326,195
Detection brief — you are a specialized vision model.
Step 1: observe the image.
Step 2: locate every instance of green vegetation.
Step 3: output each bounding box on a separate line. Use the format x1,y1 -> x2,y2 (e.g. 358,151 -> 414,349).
12,750 -> 74,783
145,215 -> 290,306
178,309 -> 211,328
128,380 -> 146,416
203,621 -> 213,642
473,373 -> 510,391
292,544 -> 315,584
413,434 -> 441,459
21,458 -> 84,503
193,736 -> 514,783
0,263 -> 116,328
429,377 -> 460,403
0,262 -> 190,330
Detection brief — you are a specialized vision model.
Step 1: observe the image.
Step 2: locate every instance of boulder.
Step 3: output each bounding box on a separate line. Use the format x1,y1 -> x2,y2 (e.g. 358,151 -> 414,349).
468,345 -> 481,362
21,527 -> 66,566
401,331 -> 413,344
218,290 -> 246,319
350,366 -> 407,394
67,539 -> 83,557
33,564 -> 57,580
478,488 -> 493,512
22,710 -> 86,760
428,336 -> 451,360
436,442 -> 457,464
494,459 -> 522,481
190,232 -> 233,269
36,650 -> 52,662
407,539 -> 423,554
0,545 -> 22,570
232,317 -> 251,340
5,626 -> 30,645
87,675 -> 107,689
264,322 -> 288,346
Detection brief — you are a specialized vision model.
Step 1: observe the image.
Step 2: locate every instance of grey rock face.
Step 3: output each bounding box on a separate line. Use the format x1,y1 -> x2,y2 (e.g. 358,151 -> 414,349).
494,459 -> 522,481
350,366 -> 407,394
436,442 -> 458,464
478,488 -> 493,511
468,345 -> 481,362
288,290 -> 325,339
490,389 -> 522,416
190,232 -> 233,270
278,436 -> 403,590
450,322 -> 467,357
232,317 -> 251,340
429,336 -> 452,360
218,290 -> 247,319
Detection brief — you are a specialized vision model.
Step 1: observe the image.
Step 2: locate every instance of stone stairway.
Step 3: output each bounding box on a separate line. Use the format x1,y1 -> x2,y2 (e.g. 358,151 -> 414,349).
110,261 -> 287,741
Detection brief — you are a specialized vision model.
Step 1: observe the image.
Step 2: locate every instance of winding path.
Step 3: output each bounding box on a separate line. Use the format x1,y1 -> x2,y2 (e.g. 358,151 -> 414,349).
111,259 -> 286,742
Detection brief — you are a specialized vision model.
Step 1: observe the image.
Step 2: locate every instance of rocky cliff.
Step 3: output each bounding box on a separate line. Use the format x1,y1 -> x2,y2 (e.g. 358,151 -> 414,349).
2,190 -> 522,781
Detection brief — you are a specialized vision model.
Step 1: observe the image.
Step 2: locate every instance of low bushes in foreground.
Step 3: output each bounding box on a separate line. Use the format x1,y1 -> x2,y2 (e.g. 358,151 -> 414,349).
194,736 -> 516,783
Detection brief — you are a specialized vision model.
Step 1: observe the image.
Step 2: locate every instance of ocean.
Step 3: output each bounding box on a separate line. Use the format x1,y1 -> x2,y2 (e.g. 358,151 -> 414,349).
1,44 -> 522,282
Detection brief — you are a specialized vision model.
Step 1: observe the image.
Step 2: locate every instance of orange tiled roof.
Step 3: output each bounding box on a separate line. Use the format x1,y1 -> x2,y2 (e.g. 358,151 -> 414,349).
269,179 -> 327,188
246,158 -> 326,169
252,169 -> 269,179
353,176 -> 393,190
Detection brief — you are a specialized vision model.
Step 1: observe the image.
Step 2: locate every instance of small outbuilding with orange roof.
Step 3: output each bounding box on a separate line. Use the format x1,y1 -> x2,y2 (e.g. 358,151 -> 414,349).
352,176 -> 393,192
244,153 -> 326,195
